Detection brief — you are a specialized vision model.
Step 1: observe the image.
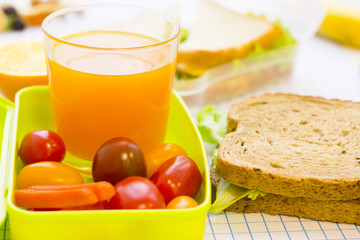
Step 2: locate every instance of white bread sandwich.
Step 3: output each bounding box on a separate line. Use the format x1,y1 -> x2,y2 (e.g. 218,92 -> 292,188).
177,0 -> 288,77
198,94 -> 360,225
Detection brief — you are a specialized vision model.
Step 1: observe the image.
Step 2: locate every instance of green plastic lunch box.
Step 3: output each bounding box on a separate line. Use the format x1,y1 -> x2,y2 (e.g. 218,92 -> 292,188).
0,86 -> 211,240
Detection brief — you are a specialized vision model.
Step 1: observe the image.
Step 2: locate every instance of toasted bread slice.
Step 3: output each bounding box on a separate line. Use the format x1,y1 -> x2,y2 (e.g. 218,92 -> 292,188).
177,0 -> 282,76
211,168 -> 360,225
217,93 -> 360,201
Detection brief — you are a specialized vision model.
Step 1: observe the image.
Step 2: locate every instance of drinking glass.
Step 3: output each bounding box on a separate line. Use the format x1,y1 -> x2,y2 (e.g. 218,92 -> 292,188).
42,4 -> 180,160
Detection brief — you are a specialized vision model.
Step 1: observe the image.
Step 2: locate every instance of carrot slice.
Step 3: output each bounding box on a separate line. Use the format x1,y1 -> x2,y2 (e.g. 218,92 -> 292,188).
15,188 -> 98,209
29,181 -> 115,201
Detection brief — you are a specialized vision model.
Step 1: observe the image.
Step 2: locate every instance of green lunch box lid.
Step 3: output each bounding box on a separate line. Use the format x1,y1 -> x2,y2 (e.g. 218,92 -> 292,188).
0,97 -> 15,225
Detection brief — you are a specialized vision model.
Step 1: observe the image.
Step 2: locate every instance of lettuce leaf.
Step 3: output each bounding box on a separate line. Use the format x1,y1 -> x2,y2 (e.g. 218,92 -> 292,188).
175,70 -> 197,81
196,106 -> 267,213
271,19 -> 297,48
247,19 -> 296,58
211,149 -> 218,166
180,28 -> 189,43
196,106 -> 227,145
209,179 -> 266,214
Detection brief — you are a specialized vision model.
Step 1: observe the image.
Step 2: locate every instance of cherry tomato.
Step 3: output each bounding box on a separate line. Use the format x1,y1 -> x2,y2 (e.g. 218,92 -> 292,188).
166,196 -> 198,209
145,143 -> 187,178
19,130 -> 66,165
17,161 -> 84,189
150,156 -> 202,204
109,176 -> 165,209
92,137 -> 146,185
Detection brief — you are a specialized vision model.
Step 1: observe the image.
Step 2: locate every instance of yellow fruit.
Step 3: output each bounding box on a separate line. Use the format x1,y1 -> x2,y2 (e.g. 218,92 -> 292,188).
318,0 -> 360,48
0,40 -> 48,101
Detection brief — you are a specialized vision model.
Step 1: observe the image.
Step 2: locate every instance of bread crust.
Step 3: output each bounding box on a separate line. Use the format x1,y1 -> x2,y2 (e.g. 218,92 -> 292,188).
227,193 -> 360,226
211,167 -> 360,225
218,93 -> 360,201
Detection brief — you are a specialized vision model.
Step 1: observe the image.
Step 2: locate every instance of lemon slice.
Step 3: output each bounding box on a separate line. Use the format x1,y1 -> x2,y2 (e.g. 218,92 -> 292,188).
0,40 -> 48,101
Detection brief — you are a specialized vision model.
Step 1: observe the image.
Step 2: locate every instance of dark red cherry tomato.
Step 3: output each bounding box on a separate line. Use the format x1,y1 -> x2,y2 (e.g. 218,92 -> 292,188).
92,137 -> 146,185
19,130 -> 66,165
109,176 -> 165,209
150,156 -> 202,204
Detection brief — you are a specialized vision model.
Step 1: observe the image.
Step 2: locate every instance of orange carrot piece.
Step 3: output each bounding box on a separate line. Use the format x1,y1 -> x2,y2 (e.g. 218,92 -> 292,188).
81,182 -> 115,201
15,188 -> 98,209
29,181 -> 115,201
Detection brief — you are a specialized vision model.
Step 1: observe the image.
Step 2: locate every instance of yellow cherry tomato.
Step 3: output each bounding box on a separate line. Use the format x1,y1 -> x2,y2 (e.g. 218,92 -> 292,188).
144,143 -> 187,178
17,161 -> 84,189
166,196 -> 198,209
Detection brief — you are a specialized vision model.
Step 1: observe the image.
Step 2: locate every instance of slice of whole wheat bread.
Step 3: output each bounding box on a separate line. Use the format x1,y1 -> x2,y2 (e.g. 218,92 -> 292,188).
217,93 -> 360,201
211,168 -> 360,225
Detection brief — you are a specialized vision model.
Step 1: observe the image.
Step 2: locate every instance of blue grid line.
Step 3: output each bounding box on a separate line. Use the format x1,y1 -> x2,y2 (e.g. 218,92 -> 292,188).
355,224 -> 360,235
336,223 -> 346,239
260,212 -> 273,240
207,213 -> 216,240
317,221 -> 330,239
297,217 -> 310,240
209,218 -> 359,230
279,215 -> 291,240
216,229 -> 351,234
243,213 -> 254,240
223,219 -> 305,223
337,239 -> 360,240
223,211 -> 235,240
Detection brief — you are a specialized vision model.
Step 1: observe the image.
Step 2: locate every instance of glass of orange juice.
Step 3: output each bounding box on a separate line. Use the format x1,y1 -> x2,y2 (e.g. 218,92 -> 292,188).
42,4 -> 180,161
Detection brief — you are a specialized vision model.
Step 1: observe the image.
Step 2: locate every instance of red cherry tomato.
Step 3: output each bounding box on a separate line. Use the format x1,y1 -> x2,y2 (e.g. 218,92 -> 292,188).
19,130 -> 66,165
17,161 -> 84,189
109,176 -> 165,209
166,196 -> 199,209
92,137 -> 146,185
150,156 -> 202,204
145,143 -> 187,178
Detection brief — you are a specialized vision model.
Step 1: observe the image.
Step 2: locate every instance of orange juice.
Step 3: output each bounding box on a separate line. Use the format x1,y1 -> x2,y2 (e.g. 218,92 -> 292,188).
48,31 -> 176,160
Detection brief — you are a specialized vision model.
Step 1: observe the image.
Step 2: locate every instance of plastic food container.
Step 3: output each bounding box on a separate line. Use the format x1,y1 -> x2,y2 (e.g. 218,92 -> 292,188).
0,86 -> 210,240
174,0 -> 326,107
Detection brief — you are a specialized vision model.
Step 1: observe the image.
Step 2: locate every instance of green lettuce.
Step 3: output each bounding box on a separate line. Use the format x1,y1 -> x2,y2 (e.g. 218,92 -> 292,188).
211,149 -> 218,166
209,179 -> 266,214
175,71 -> 197,81
180,28 -> 189,43
247,19 -> 296,58
196,106 -> 227,145
197,106 -> 267,213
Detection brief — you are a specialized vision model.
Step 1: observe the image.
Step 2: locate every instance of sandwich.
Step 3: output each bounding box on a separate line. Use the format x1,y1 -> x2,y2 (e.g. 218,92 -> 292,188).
176,0 -> 296,79
197,94 -> 360,225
